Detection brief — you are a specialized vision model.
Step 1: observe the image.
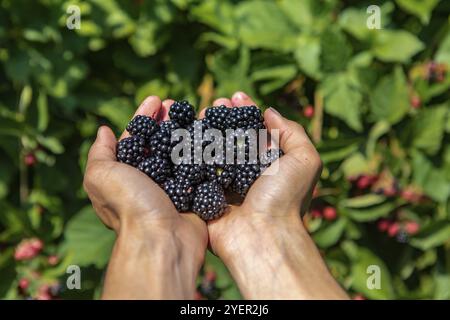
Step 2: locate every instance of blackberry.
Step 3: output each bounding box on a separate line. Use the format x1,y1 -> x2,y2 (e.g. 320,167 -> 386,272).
226,130 -> 259,165
205,105 -> 230,132
126,115 -> 159,141
169,100 -> 196,127
163,178 -> 194,212
227,106 -> 265,131
148,120 -> 180,159
206,163 -> 236,188
116,136 -> 147,167
232,164 -> 262,197
137,156 -> 171,184
174,163 -> 205,185
260,149 -> 284,171
192,181 -> 227,221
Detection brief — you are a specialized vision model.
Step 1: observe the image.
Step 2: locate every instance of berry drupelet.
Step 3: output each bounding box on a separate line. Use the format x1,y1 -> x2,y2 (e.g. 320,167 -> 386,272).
137,156 -> 171,184
169,100 -> 196,127
192,181 -> 227,221
126,115 -> 159,141
116,136 -> 147,167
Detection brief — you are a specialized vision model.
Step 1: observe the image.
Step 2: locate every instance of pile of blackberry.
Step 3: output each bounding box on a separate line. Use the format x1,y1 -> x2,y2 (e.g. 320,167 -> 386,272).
116,100 -> 283,221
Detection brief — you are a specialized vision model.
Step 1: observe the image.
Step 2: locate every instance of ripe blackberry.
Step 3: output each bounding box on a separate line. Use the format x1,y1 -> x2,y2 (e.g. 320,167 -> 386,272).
137,156 -> 171,184
232,164 -> 262,197
116,136 -> 147,167
169,100 -> 196,127
163,178 -> 194,212
260,149 -> 284,171
205,105 -> 230,132
227,106 -> 265,131
206,163 -> 236,188
126,115 -> 159,141
174,163 -> 205,185
226,130 -> 259,165
148,120 -> 180,159
192,181 -> 227,221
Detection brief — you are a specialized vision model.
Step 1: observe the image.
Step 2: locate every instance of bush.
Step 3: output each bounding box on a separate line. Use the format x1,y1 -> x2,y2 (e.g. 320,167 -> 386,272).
0,0 -> 449,300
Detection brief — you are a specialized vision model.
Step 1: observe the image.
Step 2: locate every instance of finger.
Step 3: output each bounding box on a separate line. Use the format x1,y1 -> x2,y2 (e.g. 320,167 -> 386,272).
231,91 -> 256,107
198,98 -> 232,119
119,96 -> 162,140
160,99 -> 174,122
87,126 -> 118,164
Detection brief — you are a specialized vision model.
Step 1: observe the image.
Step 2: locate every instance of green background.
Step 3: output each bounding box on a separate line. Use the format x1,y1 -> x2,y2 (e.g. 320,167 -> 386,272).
0,0 -> 449,299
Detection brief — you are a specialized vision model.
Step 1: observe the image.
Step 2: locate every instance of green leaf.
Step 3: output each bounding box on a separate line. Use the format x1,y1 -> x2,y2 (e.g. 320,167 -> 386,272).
341,153 -> 370,178
37,91 -> 49,132
410,221 -> 450,250
348,247 -> 395,299
370,66 -> 410,124
321,73 -> 362,131
436,31 -> 450,65
395,0 -> 440,24
410,105 -> 448,155
343,202 -> 396,222
372,30 -> 424,63
342,194 -> 386,208
62,206 -> 115,268
320,28 -> 352,73
294,35 -> 322,79
313,218 -> 346,248
236,0 -> 297,52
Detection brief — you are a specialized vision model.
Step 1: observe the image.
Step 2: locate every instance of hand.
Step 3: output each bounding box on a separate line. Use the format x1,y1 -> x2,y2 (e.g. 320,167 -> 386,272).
199,92 -> 348,299
83,96 -> 207,299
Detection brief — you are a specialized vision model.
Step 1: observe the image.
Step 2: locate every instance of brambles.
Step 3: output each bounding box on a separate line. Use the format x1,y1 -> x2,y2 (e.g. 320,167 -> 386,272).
115,101 -> 284,220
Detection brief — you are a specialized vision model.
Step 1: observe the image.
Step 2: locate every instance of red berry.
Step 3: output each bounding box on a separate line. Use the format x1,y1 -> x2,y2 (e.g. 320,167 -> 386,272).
383,186 -> 397,197
205,271 -> 216,283
387,223 -> 400,237
14,238 -> 43,261
24,153 -> 36,166
48,255 -> 59,266
356,175 -> 371,189
353,294 -> 366,300
377,219 -> 390,232
405,221 -> 420,235
19,278 -> 29,290
194,290 -> 203,300
323,206 -> 337,221
311,208 -> 322,219
411,95 -> 421,109
303,105 -> 314,118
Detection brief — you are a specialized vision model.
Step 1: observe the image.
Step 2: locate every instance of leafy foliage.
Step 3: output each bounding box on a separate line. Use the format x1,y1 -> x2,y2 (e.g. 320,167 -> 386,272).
0,0 -> 449,300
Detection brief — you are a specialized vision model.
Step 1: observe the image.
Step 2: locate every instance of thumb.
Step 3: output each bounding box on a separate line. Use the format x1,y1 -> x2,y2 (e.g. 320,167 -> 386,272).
87,126 -> 117,163
264,107 -> 322,177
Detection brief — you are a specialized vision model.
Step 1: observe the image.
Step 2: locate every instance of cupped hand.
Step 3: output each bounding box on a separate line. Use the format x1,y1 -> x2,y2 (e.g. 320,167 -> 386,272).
199,92 -> 322,261
83,96 -> 207,265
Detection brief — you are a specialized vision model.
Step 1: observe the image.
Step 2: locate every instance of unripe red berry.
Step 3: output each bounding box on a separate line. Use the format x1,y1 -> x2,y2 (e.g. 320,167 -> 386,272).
303,105 -> 314,118
353,294 -> 366,300
311,208 -> 322,219
387,223 -> 400,237
377,219 -> 390,232
356,175 -> 372,189
48,255 -> 59,266
205,271 -> 216,283
323,206 -> 337,221
24,153 -> 37,166
19,278 -> 29,290
411,95 -> 421,109
405,221 -> 420,235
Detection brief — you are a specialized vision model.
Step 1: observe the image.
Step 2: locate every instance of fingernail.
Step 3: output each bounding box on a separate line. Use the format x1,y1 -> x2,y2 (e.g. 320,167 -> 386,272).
234,91 -> 248,100
269,107 -> 282,117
